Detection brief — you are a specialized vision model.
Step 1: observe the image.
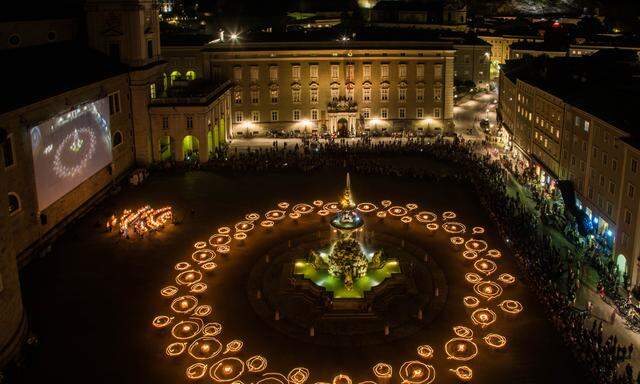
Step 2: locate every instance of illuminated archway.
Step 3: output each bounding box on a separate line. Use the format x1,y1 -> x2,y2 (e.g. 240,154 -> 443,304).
616,254 -> 627,277
207,129 -> 214,158
182,135 -> 200,161
170,71 -> 182,85
219,118 -> 226,143
159,135 -> 172,161
186,70 -> 196,80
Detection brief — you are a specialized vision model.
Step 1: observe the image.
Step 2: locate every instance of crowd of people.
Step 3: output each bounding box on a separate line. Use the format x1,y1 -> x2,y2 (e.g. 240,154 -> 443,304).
192,137 -> 638,383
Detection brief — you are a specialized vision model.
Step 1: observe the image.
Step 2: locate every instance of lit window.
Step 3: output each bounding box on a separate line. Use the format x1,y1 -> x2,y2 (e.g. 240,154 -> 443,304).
381,108 -> 388,119
292,89 -> 301,103
434,107 -> 441,118
292,65 -> 301,80
363,64 -> 371,79
269,66 -> 278,81
293,109 -> 300,121
270,89 -> 278,103
416,108 -> 423,119
310,64 -> 319,79
310,88 -> 318,103
150,84 -> 156,99
234,112 -> 243,123
434,87 -> 442,101
363,88 -> 371,102
331,64 -> 339,79
311,109 -> 319,120
108,91 -> 121,115
362,108 -> 370,119
434,64 -> 442,79
251,111 -> 260,122
251,90 -> 259,104
234,90 -> 242,104
381,64 -> 389,78
331,88 -> 339,101
399,64 -> 407,78
398,88 -> 406,101
271,110 -> 279,121
381,88 -> 389,101
347,64 -> 354,81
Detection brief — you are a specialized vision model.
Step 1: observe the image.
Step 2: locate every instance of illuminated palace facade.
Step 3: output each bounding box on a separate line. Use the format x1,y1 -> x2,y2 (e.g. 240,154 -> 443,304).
213,41 -> 455,137
161,36 -> 490,138
499,55 -> 640,287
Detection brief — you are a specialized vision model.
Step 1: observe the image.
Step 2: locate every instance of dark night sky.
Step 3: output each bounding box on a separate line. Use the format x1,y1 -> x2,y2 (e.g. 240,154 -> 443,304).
2,0 -> 639,24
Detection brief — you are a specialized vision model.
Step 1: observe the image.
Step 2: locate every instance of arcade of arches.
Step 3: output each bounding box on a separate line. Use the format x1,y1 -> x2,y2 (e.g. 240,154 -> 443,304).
157,119 -> 226,161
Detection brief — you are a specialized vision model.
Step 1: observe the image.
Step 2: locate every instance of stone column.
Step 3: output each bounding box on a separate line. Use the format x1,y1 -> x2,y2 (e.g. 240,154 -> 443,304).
0,132 -> 27,366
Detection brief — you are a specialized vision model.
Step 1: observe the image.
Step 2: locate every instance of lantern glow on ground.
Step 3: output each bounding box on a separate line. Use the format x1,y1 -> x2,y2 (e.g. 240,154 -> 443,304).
151,181 -> 529,383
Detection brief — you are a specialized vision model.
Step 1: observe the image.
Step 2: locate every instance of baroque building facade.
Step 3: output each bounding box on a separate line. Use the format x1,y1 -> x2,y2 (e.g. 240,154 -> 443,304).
499,55 -> 640,288
208,41 -> 456,137
161,37 -> 490,139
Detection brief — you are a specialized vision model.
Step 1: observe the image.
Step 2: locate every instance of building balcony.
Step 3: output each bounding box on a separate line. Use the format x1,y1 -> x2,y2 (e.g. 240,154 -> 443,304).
151,79 -> 231,106
327,97 -> 358,113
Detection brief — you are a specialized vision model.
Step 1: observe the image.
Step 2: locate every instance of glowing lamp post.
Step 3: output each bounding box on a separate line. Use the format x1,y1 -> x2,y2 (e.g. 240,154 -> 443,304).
424,118 -> 432,134
302,119 -> 311,135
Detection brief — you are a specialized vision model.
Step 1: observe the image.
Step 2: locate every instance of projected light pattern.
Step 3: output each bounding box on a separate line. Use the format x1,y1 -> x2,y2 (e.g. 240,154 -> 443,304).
152,198 -> 523,383
30,98 -> 112,210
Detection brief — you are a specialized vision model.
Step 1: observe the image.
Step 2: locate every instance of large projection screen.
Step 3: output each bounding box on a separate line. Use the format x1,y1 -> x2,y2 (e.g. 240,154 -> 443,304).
30,97 -> 112,210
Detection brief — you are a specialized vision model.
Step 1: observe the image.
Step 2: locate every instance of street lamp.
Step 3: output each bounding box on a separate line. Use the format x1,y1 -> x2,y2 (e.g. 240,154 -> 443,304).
242,121 -> 252,137
424,118 -> 433,131
302,119 -> 310,136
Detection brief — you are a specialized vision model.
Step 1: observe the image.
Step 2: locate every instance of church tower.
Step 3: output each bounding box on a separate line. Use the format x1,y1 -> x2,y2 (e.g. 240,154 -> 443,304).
85,0 -> 167,164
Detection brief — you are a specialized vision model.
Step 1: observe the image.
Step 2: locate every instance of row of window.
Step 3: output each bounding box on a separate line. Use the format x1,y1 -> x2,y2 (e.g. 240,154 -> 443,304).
233,87 -> 441,105
234,107 -> 441,123
233,63 -> 443,82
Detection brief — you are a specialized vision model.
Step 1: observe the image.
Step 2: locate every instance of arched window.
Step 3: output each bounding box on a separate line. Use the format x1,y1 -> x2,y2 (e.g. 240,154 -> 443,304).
113,131 -> 123,147
186,70 -> 196,81
170,71 -> 182,85
8,192 -> 20,215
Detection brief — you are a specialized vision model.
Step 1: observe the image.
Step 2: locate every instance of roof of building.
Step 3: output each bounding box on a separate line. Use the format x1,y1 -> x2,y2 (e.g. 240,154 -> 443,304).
201,27 -> 488,51
510,40 -> 568,52
0,41 -> 129,114
151,79 -> 232,107
502,51 -> 640,138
